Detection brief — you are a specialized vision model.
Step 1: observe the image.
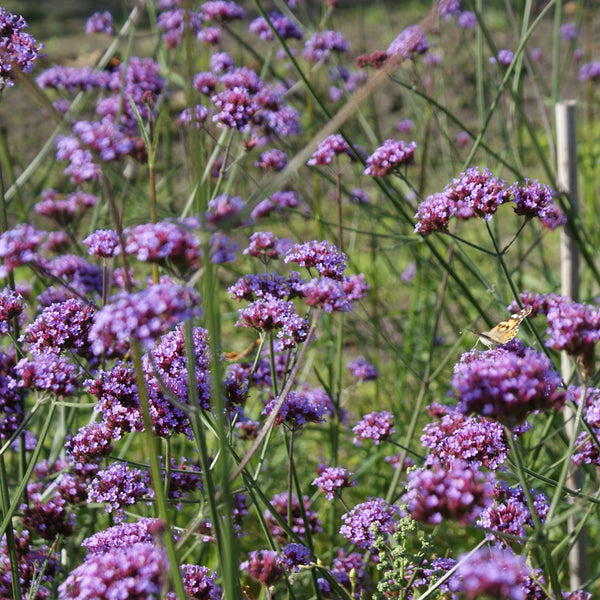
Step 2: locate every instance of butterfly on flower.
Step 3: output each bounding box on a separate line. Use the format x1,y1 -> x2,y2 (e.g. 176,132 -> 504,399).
466,306 -> 532,348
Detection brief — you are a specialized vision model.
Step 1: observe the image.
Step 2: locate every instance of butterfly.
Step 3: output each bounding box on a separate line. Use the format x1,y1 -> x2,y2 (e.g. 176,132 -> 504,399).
223,338 -> 260,361
466,306 -> 532,348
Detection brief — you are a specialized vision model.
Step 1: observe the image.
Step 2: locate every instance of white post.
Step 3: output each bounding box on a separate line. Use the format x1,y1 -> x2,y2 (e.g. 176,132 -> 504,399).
556,100 -> 587,590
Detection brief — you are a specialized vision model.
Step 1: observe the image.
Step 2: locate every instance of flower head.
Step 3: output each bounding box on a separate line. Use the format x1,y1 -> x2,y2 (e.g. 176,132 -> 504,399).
265,492 -> 322,543
240,550 -> 284,586
85,11 -> 114,35
303,30 -> 350,63
364,139 -> 417,176
339,497 -> 398,549
352,410 -> 395,445
312,465 -> 356,500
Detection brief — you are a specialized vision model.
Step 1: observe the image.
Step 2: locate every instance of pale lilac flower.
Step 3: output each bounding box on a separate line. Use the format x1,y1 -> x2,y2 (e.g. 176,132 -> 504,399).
510,179 -> 566,230
265,492 -> 322,543
307,134 -> 354,166
0,223 -> 46,277
284,240 -> 347,280
193,71 -> 218,95
0,289 -> 24,334
364,139 -> 417,176
249,12 -> 303,41
312,465 -> 356,500
16,354 -> 81,397
490,49 -> 514,66
83,229 -> 120,258
457,11 -> 477,28
303,30 -> 350,63
353,410 -> 395,445
339,497 -> 398,549
201,1 -> 245,22
560,22 -> 579,41
347,356 -> 378,381
387,25 -> 429,59
263,390 -> 328,430
255,148 -> 288,171
85,11 -> 114,35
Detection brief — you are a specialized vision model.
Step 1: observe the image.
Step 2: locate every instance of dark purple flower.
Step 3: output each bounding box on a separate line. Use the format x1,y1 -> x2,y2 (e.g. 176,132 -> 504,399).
339,497 -> 398,549
255,148 -> 288,171
477,481 -> 549,541
193,71 -> 218,95
0,223 -> 46,277
265,492 -> 322,543
21,491 -> 75,541
20,298 -> 95,356
143,325 -> 212,437
307,134 -> 354,166
510,179 -> 566,230
59,542 -> 166,599
89,282 -> 201,354
240,550 -> 284,586
205,194 -> 246,228
457,11 -> 477,28
16,354 -> 81,397
85,11 -> 114,35
0,288 -> 24,334
284,240 -> 347,280
387,25 -> 429,59
452,340 -> 565,427
87,462 -> 152,515
0,8 -> 43,89
560,22 -> 579,41
303,30 -> 350,63
318,548 -> 372,597
249,12 -> 303,41
210,51 -> 235,74
201,1 -> 245,21
198,26 -> 221,45
83,229 -> 120,258
348,187 -> 371,204
0,352 -> 22,441
243,232 -> 291,261
263,390 -> 328,430
449,546 -> 531,599
83,518 -> 161,555
47,254 -> 104,296
236,294 -> 308,349
402,459 -> 494,526
490,49 -> 514,66
414,167 -> 510,235
579,62 -> 600,82
172,564 -> 222,600
177,104 -> 210,127
281,543 -> 311,571
65,422 -> 114,463
124,219 -> 202,271
347,356 -> 378,381
37,65 -> 109,91
364,139 -> 417,176
35,189 -> 98,223
352,410 -> 395,446
211,86 -> 257,130
157,9 -> 203,47
229,272 -> 292,301
421,403 -> 509,470
312,465 -> 356,500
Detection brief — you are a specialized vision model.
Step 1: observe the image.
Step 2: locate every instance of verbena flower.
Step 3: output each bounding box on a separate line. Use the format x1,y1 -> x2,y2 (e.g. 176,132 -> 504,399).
0,351 -> 22,441
263,390 -> 328,430
451,340 -> 565,427
82,518 -> 160,554
193,71 -> 218,95
89,282 -> 201,354
301,277 -> 353,312
58,542 -> 166,599
229,272 -> 292,301
449,546 -> 531,599
339,497 -> 398,550
570,387 -> 600,466
83,229 -> 120,258
402,459 -> 494,526
0,288 -> 24,334
303,30 -> 350,63
201,1 -> 245,21
240,550 -> 284,586
47,254 -> 104,296
265,492 -> 322,543
458,11 -> 477,28
560,22 -> 579,41
37,64 -> 109,91
251,190 -> 302,220
16,354 -> 81,397
363,139 -> 417,176
205,194 -> 246,228
347,356 -> 378,381
0,223 -> 46,277
387,25 -> 429,59
87,462 -> 152,515
35,189 -> 97,224
318,549 -> 372,597
85,11 -> 114,35
307,134 -> 354,166
284,240 -> 347,280
157,9 -> 203,47
177,104 -> 210,128
210,51 -> 235,74
281,543 -> 311,571
312,465 -> 356,500
414,166 -> 509,235
477,481 -> 549,541
510,179 -> 566,229
420,403 -> 510,470
579,61 -> 600,82
20,298 -> 95,356
352,410 -> 395,445
211,86 -> 257,130
249,12 -> 303,41
0,7 -> 43,89
21,492 -> 75,541
170,564 -> 222,600
490,49 -> 514,66
65,422 -> 114,463
255,148 -> 288,171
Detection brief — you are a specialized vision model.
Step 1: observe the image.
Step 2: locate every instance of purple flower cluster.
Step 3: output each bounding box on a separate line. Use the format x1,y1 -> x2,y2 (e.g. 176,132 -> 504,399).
241,550 -> 284,586
249,12 -> 303,41
352,410 -> 395,445
579,61 -> 600,82
307,134 -> 354,166
16,353 -> 81,397
570,387 -> 600,466
263,390 -> 328,430
157,9 -> 203,47
82,518 -> 159,554
281,543 -> 312,571
284,239 -> 347,279
243,231 -> 292,261
264,492 -> 322,543
339,497 -> 398,549
451,340 -> 565,427
211,86 -> 257,130
303,30 -> 350,63
89,282 -> 201,354
201,1 -> 245,21
477,481 -> 549,541
387,25 -> 429,59
420,403 -> 510,470
255,148 -> 288,171
0,288 -> 24,334
35,189 -> 98,224
83,229 -> 120,258
312,465 -> 356,500
0,223 -> 46,277
449,546 -> 531,599
85,11 -> 114,35
251,190 -> 302,220
402,459 -> 494,526
319,548 -> 372,597
364,139 -> 417,176
347,356 -> 378,381
0,8 -> 43,89
414,168 -> 565,235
